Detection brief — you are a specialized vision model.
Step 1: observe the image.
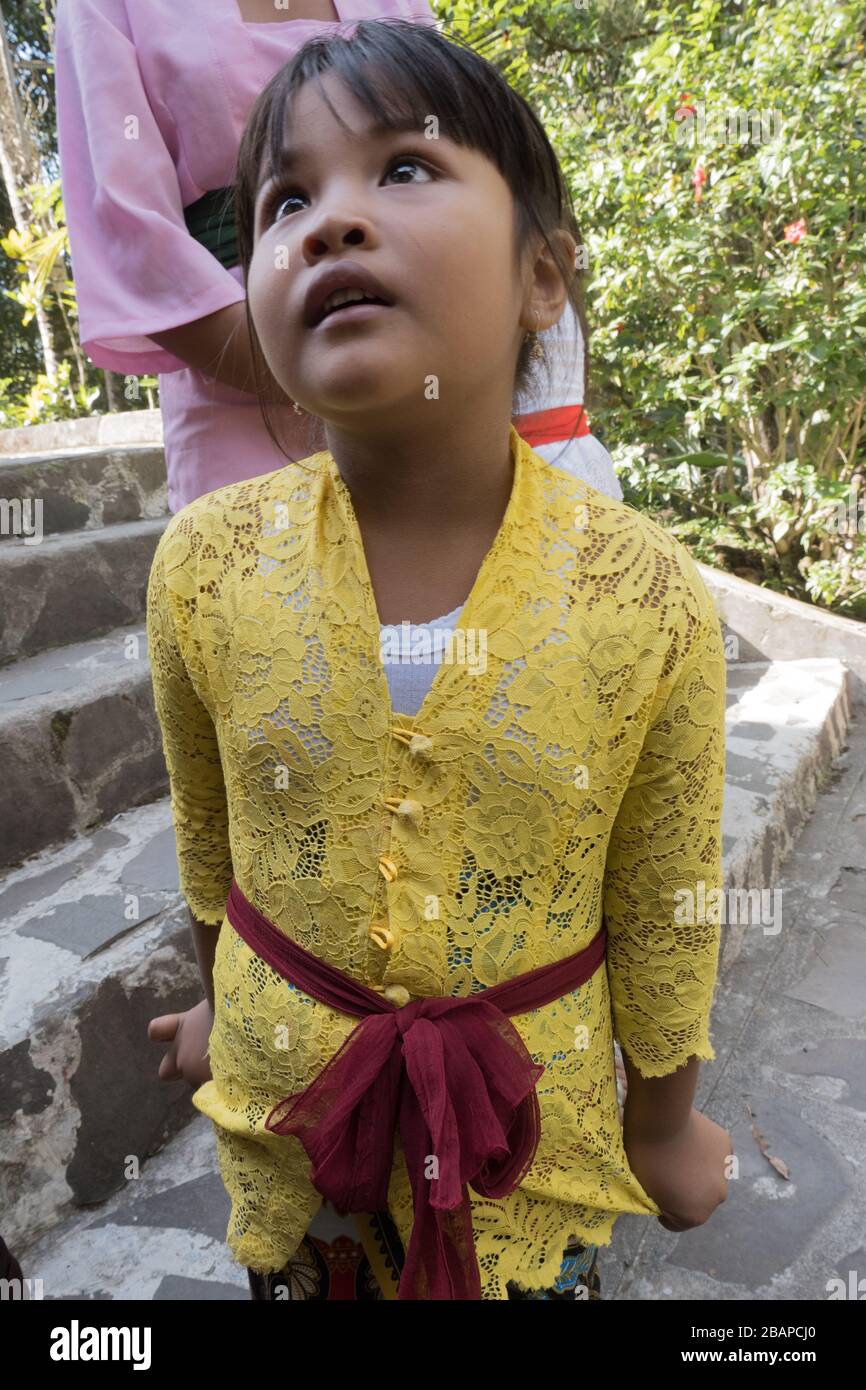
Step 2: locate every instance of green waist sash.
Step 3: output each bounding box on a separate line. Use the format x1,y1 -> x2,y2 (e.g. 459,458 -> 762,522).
183,186 -> 239,270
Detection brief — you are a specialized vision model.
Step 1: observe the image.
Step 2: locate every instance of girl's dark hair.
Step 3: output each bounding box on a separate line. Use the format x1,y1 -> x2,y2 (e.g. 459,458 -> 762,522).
234,18 -> 589,464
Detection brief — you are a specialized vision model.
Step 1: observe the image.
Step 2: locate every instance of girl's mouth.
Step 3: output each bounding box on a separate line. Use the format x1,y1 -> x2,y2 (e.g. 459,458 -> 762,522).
303,262 -> 396,327
312,301 -> 393,330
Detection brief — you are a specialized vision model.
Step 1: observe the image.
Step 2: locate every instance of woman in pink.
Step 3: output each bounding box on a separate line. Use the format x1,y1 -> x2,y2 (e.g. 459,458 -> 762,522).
54,0 -> 620,514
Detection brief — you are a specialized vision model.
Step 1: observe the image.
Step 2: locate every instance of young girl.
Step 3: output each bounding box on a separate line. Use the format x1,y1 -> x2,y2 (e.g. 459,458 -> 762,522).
146,19 -> 731,1301
54,0 -> 619,514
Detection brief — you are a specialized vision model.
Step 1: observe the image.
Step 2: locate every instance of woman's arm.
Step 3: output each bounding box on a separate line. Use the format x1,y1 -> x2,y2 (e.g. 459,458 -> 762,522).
150,301 -> 294,405
55,2 -> 250,378
150,303 -> 254,395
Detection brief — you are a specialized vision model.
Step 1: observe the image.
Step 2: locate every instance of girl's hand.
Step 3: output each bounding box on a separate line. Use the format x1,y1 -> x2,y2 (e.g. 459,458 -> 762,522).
624,1108 -> 732,1233
148,999 -> 214,1089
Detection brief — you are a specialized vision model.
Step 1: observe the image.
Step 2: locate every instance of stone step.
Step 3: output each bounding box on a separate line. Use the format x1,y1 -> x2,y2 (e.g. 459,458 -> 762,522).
0,407 -> 162,459
0,653 -> 853,1267
9,1113 -> 251,1301
0,443 -> 168,543
720,656 -> 851,967
0,799 -> 202,1268
0,516 -> 167,666
0,623 -> 166,869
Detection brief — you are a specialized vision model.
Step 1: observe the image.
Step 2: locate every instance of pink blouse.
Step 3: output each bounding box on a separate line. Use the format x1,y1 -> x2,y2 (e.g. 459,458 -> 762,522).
54,0 -> 438,377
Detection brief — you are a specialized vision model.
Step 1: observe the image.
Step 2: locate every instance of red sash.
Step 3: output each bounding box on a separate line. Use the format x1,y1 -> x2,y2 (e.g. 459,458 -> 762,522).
224,877 -> 607,1301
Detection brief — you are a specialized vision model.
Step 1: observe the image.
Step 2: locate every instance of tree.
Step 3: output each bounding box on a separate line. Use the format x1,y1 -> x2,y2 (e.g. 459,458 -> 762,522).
441,0 -> 866,614
0,0 -> 62,377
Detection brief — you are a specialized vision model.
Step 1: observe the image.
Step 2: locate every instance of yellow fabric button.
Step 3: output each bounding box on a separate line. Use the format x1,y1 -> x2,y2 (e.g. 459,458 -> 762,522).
383,985 -> 411,1008
378,854 -> 399,882
390,725 -> 433,759
382,795 -> 423,824
368,922 -> 395,950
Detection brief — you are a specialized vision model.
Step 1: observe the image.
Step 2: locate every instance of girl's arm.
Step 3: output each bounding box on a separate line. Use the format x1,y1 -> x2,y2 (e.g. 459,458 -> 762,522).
146,518 -> 234,929
146,902 -> 221,1088
620,1051 -> 732,1232
189,907 -> 220,1012
620,1050 -> 699,1144
145,519 -> 233,1086
602,551 -> 730,1225
602,560 -> 727,1085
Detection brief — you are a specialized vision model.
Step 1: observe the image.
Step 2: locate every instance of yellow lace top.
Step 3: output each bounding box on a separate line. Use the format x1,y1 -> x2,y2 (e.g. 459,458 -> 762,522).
145,423 -> 727,1299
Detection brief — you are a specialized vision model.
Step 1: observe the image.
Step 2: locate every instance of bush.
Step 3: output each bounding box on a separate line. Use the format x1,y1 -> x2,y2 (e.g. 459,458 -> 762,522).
444,0 -> 866,615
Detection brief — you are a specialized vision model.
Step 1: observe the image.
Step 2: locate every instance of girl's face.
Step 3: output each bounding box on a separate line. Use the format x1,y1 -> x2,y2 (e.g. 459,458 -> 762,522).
247,72 -> 534,431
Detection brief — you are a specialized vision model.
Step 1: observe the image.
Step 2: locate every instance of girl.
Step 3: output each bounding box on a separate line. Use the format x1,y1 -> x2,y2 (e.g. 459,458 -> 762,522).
54,0 -> 620,514
146,19 -> 731,1301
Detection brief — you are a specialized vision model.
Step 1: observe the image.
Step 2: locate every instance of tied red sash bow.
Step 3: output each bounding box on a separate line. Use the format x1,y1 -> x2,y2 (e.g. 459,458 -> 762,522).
224,877 -> 607,1301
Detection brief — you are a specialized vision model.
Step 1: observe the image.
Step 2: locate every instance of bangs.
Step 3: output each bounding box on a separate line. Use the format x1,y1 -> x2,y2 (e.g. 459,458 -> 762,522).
245,19 -> 561,243
263,33 -> 482,182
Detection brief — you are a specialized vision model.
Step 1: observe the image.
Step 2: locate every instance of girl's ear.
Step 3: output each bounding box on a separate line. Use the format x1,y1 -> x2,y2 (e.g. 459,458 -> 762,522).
523,228 -> 578,334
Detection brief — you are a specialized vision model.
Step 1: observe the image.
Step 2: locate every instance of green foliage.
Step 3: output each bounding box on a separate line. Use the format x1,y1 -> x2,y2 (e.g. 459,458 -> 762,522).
0,175 -> 158,426
0,358 -> 98,428
1,179 -> 72,326
0,0 -> 62,395
440,0 -> 866,615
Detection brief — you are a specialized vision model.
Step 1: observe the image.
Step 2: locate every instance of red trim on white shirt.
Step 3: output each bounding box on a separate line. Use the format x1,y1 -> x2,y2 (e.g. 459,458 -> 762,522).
513,405 -> 590,447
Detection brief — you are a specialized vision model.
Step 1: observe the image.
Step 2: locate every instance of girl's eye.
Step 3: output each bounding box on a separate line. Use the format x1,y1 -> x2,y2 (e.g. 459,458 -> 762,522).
384,155 -> 434,187
262,153 -> 435,226
265,187 -> 306,224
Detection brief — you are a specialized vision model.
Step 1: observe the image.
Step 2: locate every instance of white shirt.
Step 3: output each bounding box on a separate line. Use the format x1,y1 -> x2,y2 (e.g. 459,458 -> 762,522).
380,601 -> 465,716
514,300 -> 623,502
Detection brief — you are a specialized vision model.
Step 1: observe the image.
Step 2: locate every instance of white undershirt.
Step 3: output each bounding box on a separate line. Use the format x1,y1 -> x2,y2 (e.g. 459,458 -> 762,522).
380,600 -> 466,717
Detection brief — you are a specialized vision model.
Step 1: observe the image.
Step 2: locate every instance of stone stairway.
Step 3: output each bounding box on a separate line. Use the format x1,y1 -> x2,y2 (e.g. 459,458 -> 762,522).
0,428 -> 859,1298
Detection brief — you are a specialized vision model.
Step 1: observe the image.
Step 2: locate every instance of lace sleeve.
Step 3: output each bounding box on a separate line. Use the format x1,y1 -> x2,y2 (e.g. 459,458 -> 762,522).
602,564 -> 727,1079
146,519 -> 233,925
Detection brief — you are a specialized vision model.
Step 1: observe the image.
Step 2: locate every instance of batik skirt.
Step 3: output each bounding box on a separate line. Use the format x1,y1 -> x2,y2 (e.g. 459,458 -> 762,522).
246,1199 -> 601,1301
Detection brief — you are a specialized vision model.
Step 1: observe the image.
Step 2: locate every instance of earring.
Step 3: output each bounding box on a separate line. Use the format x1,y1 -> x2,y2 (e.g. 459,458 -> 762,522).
292,400 -> 303,415
528,308 -> 545,362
